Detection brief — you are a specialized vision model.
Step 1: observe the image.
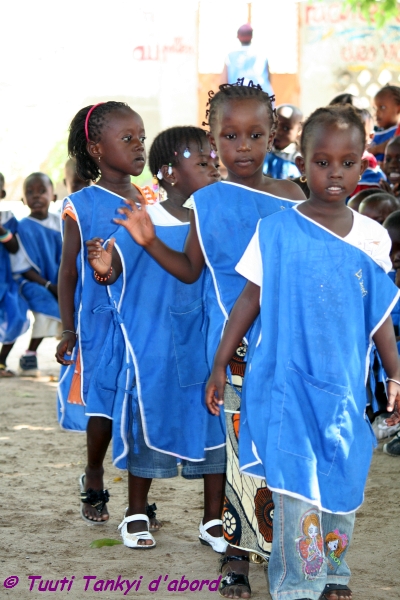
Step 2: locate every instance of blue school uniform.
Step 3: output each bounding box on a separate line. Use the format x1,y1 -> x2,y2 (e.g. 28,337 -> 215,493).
0,210 -> 29,343
370,124 -> 398,162
263,146 -> 300,180
57,186 -> 124,432
193,181 -> 298,378
108,211 -> 225,468
239,208 -> 399,514
17,215 -> 62,320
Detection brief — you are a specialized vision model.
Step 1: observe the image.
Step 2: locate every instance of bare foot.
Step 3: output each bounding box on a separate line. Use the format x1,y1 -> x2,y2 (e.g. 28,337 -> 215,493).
219,557 -> 251,599
81,467 -> 109,522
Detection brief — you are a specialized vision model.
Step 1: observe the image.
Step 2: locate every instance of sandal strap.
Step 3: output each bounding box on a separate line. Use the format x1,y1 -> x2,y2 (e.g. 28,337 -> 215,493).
220,555 -> 250,570
201,518 -> 222,530
80,488 -> 110,514
146,503 -> 157,520
118,514 -> 149,529
321,584 -> 352,599
219,572 -> 251,594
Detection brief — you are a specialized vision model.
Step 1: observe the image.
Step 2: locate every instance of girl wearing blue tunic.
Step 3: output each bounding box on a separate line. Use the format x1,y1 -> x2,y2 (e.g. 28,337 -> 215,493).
109,83 -> 305,596
56,101 -> 154,526
0,173 -> 29,376
206,105 -> 400,600
87,126 -> 227,551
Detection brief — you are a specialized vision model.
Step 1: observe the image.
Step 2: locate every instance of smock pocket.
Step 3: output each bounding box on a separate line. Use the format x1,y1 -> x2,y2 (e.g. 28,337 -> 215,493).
278,360 -> 349,476
169,297 -> 209,387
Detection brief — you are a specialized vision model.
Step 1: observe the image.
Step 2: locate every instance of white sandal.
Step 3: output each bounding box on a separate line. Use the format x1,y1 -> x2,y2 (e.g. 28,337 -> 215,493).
118,513 -> 156,549
199,519 -> 227,554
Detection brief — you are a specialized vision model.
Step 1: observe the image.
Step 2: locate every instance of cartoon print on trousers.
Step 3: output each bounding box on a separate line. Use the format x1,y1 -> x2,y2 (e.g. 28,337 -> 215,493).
325,529 -> 348,570
295,510 -> 325,580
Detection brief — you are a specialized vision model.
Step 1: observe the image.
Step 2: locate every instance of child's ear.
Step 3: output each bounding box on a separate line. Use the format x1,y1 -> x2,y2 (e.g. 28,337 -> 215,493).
295,155 -> 305,174
21,197 -> 25,204
1,190 -> 6,199
63,178 -> 67,187
160,164 -> 177,186
87,141 -> 101,161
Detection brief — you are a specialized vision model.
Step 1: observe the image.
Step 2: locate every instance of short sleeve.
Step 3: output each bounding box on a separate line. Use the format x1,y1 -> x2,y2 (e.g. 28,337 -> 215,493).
62,199 -> 77,221
235,221 -> 263,286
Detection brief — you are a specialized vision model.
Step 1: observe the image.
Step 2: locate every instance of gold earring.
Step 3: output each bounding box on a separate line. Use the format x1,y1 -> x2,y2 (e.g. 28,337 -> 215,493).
300,175 -> 307,183
359,175 -> 362,181
171,182 -> 175,186
98,156 -> 101,162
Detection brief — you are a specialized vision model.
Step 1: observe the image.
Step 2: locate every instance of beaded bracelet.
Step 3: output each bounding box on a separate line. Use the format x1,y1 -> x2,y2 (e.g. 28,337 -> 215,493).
0,230 -> 13,243
94,266 -> 113,282
62,330 -> 77,337
386,377 -> 400,386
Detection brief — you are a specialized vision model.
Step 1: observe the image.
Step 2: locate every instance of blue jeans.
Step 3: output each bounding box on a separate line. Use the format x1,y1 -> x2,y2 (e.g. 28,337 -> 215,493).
268,492 -> 355,600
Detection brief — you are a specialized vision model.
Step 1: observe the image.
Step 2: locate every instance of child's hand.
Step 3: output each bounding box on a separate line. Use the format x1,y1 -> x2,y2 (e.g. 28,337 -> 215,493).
114,199 -> 155,247
367,141 -> 386,156
384,411 -> 400,427
86,237 -> 114,275
55,332 -> 77,365
205,366 -> 226,416
386,379 -> 400,414
49,283 -> 58,298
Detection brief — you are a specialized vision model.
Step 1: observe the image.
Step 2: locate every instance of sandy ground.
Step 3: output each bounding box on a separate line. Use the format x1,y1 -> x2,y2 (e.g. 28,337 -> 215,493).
1,330 -> 399,599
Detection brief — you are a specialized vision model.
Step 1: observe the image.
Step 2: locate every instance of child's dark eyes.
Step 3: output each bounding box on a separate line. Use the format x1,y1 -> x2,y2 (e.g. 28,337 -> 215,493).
251,133 -> 262,139
225,134 -> 236,140
198,162 -> 208,167
343,161 -> 355,167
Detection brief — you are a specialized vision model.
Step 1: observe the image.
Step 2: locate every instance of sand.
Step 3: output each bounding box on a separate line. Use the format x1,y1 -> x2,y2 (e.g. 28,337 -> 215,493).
0,331 -> 399,599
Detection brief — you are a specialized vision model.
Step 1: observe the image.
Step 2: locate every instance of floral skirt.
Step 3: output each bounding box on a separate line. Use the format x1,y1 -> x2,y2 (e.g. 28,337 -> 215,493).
222,383 -> 273,560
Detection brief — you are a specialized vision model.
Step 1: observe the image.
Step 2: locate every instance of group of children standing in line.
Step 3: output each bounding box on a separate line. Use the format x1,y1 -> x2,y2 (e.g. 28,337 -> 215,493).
1,81 -> 400,600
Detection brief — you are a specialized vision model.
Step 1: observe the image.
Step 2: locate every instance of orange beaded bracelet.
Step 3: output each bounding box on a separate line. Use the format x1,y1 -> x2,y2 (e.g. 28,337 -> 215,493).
94,266 -> 113,282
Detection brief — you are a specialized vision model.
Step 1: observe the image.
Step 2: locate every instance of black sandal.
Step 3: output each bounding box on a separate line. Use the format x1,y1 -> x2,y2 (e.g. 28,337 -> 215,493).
79,474 -> 110,525
219,556 -> 251,598
320,584 -> 352,599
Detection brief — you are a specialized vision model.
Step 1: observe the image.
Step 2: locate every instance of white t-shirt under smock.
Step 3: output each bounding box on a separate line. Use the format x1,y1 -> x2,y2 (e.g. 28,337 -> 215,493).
147,201 -> 189,226
236,206 -> 393,287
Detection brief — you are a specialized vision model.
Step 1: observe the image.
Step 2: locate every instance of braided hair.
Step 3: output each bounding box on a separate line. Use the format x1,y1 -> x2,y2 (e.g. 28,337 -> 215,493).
300,105 -> 365,156
376,85 -> 400,105
204,79 -> 277,135
149,126 -> 209,188
68,101 -> 131,182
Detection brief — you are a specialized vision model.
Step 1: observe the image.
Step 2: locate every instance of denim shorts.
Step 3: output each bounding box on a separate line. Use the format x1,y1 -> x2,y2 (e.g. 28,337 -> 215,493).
127,403 -> 226,479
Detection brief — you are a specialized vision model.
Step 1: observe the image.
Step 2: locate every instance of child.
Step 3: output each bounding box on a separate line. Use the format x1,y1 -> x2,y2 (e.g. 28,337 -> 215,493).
383,135 -> 400,197
206,104 -> 400,600
263,104 -> 302,180
111,82 -> 305,596
347,188 -> 382,212
55,101 -> 156,526
0,173 -> 29,376
63,157 -> 91,195
358,191 -> 400,224
368,85 -> 400,162
17,173 -> 62,375
86,126 -> 226,550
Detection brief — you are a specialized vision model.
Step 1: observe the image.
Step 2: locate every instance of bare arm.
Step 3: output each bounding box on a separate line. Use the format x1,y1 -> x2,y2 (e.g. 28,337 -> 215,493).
373,315 -> 400,413
114,202 -> 205,283
0,224 -> 18,253
55,216 -> 80,365
205,281 -> 261,415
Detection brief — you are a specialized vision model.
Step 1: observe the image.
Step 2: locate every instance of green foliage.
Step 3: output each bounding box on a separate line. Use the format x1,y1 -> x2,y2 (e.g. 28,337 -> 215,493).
345,0 -> 400,27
